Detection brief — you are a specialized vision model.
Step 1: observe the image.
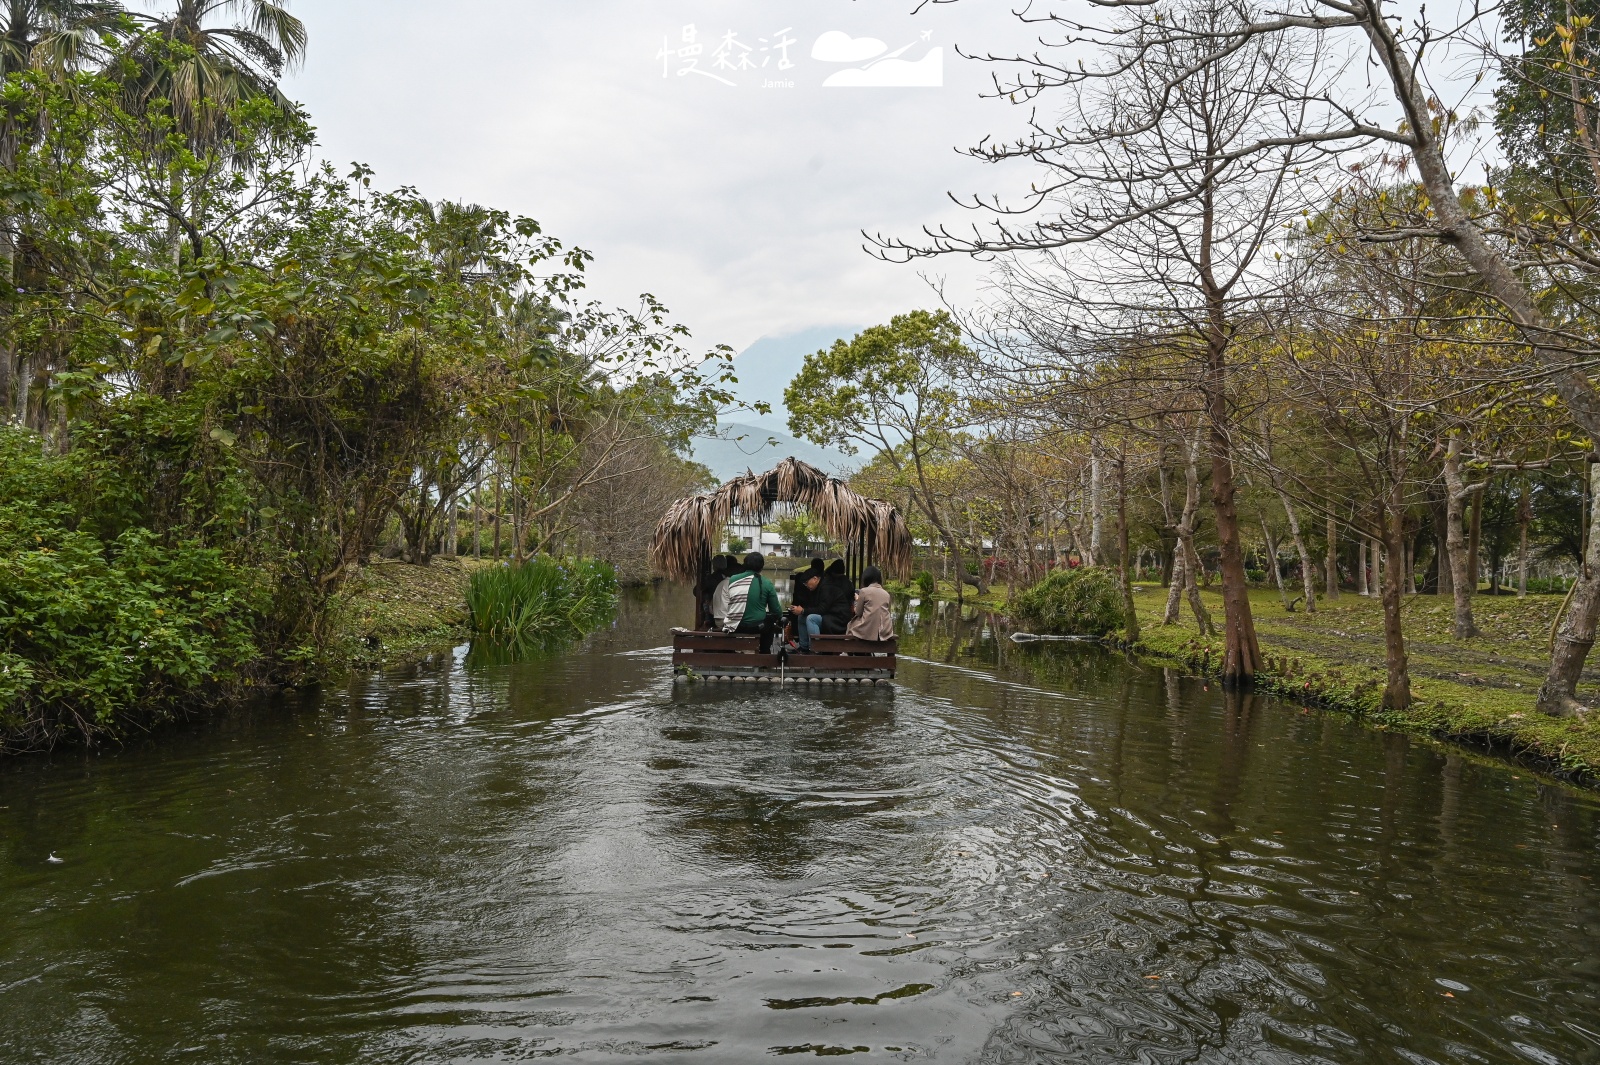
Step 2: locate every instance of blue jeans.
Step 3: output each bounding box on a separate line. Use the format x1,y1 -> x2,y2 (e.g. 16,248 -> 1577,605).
796,614 -> 823,650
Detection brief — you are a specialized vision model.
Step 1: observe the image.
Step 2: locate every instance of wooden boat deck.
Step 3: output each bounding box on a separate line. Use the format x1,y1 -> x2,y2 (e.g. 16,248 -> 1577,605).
671,629 -> 896,683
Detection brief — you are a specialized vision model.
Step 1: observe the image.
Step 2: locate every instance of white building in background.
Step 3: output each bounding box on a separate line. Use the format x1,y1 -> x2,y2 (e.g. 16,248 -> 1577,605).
723,503 -> 808,557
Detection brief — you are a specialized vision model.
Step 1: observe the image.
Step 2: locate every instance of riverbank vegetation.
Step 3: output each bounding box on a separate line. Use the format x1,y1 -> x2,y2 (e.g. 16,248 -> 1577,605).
1011,568 -> 1123,638
0,4 -> 722,750
779,0 -> 1600,762
467,557 -> 618,651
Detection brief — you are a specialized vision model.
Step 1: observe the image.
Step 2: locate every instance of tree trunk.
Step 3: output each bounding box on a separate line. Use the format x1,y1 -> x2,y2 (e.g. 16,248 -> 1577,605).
1090,448 -> 1104,566
1371,535 -> 1382,601
1538,460 -> 1600,716
1433,489 -> 1453,596
1273,486 -> 1317,613
1206,386 -> 1261,683
493,464 -> 503,560
1359,533 -> 1369,596
1325,513 -> 1340,600
1075,469 -> 1093,567
511,439 -> 524,564
1467,479 -> 1485,594
1171,429 -> 1214,634
1164,546 -> 1185,624
1262,519 -> 1290,609
1183,539 -> 1213,635
1380,484 -> 1412,711
1116,451 -> 1139,641
1517,477 -> 1531,597
445,490 -> 459,559
1442,434 -> 1480,638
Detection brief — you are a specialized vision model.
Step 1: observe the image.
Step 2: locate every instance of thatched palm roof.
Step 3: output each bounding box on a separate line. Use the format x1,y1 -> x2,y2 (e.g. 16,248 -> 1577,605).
649,456 -> 912,582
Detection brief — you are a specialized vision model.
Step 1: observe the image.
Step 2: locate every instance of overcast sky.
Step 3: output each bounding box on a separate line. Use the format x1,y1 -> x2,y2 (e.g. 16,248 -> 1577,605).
278,1 -> 1040,356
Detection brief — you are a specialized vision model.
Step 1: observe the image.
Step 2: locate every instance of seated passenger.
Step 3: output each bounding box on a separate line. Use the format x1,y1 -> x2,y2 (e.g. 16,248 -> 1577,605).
722,552 -> 784,652
701,554 -> 729,629
846,566 -> 895,643
817,560 -> 855,631
793,560 -> 855,651
787,568 -> 827,652
786,558 -> 825,647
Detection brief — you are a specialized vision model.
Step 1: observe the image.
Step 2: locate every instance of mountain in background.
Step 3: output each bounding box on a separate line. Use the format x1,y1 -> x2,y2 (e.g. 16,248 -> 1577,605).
719,324 -> 859,432
690,422 -> 858,483
690,325 -> 861,481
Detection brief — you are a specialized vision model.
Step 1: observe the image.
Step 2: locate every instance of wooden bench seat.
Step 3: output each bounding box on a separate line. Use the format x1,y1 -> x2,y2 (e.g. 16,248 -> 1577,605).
671,628 -> 895,678
809,635 -> 897,655
672,628 -> 770,670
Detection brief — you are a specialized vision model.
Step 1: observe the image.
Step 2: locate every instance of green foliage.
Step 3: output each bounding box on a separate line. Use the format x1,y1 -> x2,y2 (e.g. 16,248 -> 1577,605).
0,429 -> 259,750
772,511 -> 828,554
914,570 -> 936,597
785,309 -> 967,457
0,29 -> 735,749
1011,567 -> 1124,637
466,556 -> 618,651
726,535 -> 749,553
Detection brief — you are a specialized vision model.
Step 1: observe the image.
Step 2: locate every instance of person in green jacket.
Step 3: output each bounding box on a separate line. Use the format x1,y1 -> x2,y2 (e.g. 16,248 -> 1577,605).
720,552 -> 785,652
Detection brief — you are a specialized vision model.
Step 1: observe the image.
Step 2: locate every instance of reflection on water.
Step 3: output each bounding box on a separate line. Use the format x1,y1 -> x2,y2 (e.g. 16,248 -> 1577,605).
1,585 -> 1597,1063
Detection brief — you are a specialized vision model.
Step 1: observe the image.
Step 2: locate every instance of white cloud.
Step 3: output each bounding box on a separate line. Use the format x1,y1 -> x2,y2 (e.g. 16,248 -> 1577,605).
823,48 -> 944,88
811,30 -> 888,63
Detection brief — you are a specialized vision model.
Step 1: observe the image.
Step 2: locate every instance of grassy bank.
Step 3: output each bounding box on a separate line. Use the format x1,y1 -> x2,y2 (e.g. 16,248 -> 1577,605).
329,557 -> 485,671
1131,585 -> 1600,783
904,573 -> 1600,783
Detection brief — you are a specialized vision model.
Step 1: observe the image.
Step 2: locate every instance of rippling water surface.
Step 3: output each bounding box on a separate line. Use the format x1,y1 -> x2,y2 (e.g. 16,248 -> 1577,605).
3,587 -> 1598,1063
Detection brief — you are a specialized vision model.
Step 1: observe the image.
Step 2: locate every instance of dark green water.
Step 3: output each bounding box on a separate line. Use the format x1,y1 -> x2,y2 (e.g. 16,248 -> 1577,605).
2,587 -> 1597,1063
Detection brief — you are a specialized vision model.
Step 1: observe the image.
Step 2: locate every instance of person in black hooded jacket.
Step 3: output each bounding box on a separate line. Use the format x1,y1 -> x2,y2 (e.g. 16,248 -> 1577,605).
811,559 -> 855,636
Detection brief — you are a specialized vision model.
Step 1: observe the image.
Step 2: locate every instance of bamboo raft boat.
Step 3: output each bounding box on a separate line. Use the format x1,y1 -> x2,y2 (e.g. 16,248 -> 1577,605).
649,457 -> 912,683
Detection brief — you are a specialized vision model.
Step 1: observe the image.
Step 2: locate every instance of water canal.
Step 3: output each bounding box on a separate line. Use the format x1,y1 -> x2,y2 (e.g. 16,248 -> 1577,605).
2,587 -> 1597,1063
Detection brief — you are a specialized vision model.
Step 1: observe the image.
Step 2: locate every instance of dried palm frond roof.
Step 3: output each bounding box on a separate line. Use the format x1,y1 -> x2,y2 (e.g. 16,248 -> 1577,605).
649,456 -> 912,582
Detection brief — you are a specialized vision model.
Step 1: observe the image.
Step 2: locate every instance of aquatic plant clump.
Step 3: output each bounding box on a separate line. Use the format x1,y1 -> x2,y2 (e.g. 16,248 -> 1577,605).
1012,567 -> 1124,638
467,557 -> 619,649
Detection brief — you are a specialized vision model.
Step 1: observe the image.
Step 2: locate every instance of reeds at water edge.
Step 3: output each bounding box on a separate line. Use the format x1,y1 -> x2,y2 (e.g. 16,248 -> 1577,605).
467,557 -> 619,651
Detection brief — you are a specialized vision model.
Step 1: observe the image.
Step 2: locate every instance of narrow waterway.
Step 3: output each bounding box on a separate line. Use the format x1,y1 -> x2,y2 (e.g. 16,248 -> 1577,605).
3,587 -> 1597,1063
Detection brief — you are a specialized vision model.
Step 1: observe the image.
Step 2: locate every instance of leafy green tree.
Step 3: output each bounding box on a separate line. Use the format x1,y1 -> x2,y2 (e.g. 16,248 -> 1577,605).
121,0 -> 304,149
0,1 -> 125,416
786,309 -> 985,597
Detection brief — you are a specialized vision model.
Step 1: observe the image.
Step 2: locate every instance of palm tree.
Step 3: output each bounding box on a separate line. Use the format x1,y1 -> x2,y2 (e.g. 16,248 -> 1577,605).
2,0 -> 121,76
122,0 -> 305,150
0,0 -> 125,419
117,1 -> 305,270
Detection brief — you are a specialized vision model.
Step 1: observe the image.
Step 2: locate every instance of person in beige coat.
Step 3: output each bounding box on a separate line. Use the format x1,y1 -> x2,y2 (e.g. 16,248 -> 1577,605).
846,566 -> 895,642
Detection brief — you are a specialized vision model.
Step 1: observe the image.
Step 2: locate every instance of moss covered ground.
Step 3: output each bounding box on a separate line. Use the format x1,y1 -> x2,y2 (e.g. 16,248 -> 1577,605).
1132,585 -> 1600,783
908,575 -> 1600,784
329,557 -> 486,670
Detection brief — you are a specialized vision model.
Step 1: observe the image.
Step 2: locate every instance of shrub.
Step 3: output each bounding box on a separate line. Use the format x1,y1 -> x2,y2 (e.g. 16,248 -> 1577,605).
1011,567 -> 1124,637
913,570 -> 936,597
467,556 -> 618,650
0,430 -> 259,749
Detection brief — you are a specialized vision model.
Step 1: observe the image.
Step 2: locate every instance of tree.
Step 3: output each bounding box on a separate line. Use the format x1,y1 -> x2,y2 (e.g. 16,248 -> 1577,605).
916,0 -> 1600,713
121,0 -> 304,149
0,0 -> 124,417
883,6 -> 1330,682
786,310 -> 986,599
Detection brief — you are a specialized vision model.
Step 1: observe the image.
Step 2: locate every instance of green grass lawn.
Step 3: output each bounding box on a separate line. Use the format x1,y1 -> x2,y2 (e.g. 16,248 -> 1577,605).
909,574 -> 1600,782
1131,584 -> 1600,782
